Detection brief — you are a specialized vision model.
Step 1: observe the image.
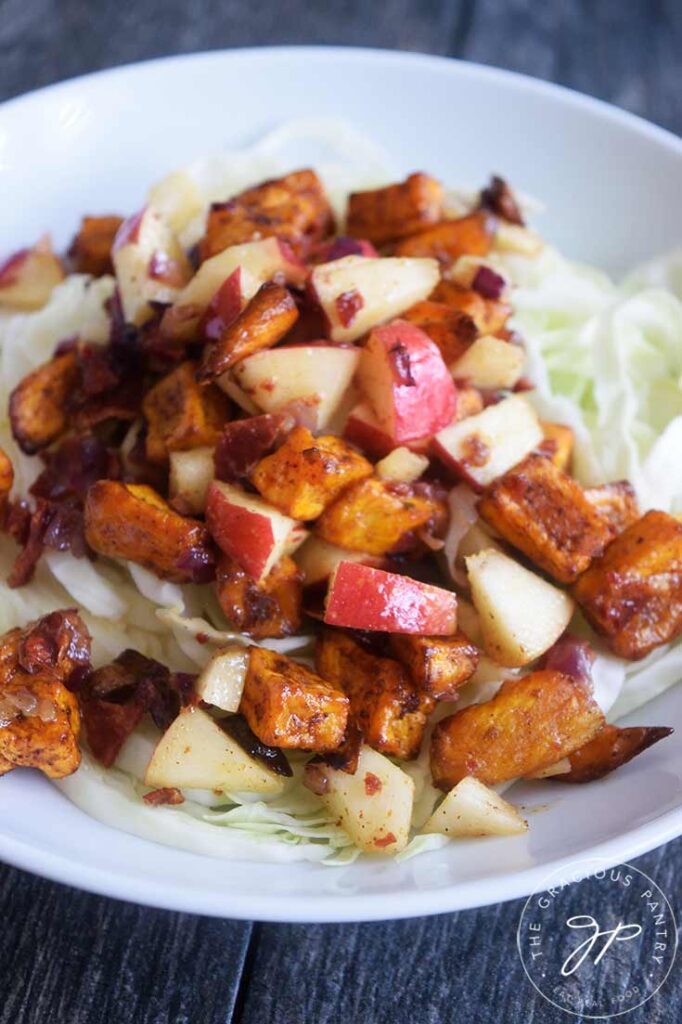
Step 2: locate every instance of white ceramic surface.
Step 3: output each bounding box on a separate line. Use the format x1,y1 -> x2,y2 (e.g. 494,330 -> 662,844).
1,47 -> 681,922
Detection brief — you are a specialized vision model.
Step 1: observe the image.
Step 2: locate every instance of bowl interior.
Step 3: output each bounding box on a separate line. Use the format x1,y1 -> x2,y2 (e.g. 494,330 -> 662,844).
1,47 -> 681,920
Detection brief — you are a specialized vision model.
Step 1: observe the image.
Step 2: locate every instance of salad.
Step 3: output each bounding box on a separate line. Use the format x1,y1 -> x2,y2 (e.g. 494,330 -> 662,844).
0,123 -> 680,865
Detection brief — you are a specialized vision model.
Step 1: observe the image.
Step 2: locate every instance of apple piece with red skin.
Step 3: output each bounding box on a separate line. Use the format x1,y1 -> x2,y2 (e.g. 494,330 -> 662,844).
309,255 -> 440,343
295,536 -> 383,586
343,401 -> 431,458
0,238 -> 65,311
432,394 -> 543,491
357,320 -> 457,445
230,343 -> 360,431
325,562 -> 457,635
161,237 -> 306,342
205,480 -> 306,582
112,206 -> 192,326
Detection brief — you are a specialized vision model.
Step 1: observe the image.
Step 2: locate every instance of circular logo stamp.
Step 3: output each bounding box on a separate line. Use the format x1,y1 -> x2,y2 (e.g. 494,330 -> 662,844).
517,858 -> 677,1019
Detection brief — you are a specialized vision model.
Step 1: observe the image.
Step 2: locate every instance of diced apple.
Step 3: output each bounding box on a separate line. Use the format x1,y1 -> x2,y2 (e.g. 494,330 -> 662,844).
450,335 -> 524,389
357,320 -> 457,444
148,170 -> 205,236
231,344 -> 360,430
421,776 -> 527,837
325,562 -> 457,635
433,394 -> 543,490
217,372 -> 261,415
309,255 -> 440,343
168,446 -> 215,514
194,645 -> 249,712
457,521 -> 504,563
144,706 -> 287,794
466,548 -> 575,667
205,480 -> 306,582
305,745 -> 414,854
0,238 -> 65,311
375,447 -> 429,483
295,536 -> 380,586
112,206 -> 192,325
494,223 -> 544,256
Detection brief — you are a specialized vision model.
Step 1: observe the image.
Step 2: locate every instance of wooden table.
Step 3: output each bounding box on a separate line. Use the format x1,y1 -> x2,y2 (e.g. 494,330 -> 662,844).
1,2 -> 680,1021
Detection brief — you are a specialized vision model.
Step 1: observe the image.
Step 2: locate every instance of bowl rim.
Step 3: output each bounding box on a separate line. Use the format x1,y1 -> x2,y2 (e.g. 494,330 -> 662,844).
1,45 -> 681,921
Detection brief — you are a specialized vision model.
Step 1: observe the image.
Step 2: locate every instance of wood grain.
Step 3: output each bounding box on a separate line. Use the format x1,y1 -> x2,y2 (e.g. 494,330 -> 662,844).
1,3 -> 681,1022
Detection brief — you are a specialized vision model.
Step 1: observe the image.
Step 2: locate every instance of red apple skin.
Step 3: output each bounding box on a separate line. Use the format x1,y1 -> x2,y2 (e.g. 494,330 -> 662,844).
361,321 -> 458,445
344,402 -> 431,458
275,240 -> 308,286
325,562 -> 457,635
0,249 -> 30,285
343,402 -> 395,458
112,208 -> 146,252
200,267 -> 244,341
205,481 -> 275,580
429,436 -> 487,492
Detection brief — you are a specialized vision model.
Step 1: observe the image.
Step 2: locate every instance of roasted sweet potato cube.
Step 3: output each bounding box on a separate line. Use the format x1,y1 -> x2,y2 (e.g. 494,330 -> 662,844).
9,351 -> 79,454
199,169 -> 333,261
0,447 -> 13,507
142,360 -> 230,464
549,723 -> 673,783
478,454 -> 613,583
430,669 -> 605,789
198,282 -> 299,382
216,554 -> 302,638
315,631 -> 432,760
84,480 -> 214,582
250,426 -> 372,520
68,215 -> 123,276
538,421 -> 574,472
393,211 -> 496,265
573,510 -> 682,659
315,477 -> 443,556
0,610 -> 90,779
241,645 -> 349,751
389,631 -> 480,701
402,300 -> 478,366
429,280 -> 511,335
346,173 -> 443,246
584,481 -> 640,538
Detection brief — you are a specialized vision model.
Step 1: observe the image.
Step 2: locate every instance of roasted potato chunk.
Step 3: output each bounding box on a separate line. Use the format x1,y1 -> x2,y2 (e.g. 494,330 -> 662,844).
198,282 -> 299,382
538,421 -> 574,472
430,280 -> 511,335
216,554 -> 302,639
479,454 -> 613,583
0,610 -> 90,779
142,360 -> 230,464
402,300 -> 478,366
68,215 -> 123,276
200,169 -> 333,261
430,669 -> 605,789
315,478 -> 443,556
346,173 -> 443,246
9,351 -> 79,454
573,510 -> 682,659
241,646 -> 348,751
584,481 -> 640,538
316,631 -> 432,760
549,723 -> 673,783
251,426 -> 372,520
389,631 -> 480,701
394,211 -> 496,265
84,480 -> 214,582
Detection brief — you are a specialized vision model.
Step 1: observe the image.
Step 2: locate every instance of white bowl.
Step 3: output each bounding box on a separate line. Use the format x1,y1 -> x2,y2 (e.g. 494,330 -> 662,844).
1,47 -> 681,922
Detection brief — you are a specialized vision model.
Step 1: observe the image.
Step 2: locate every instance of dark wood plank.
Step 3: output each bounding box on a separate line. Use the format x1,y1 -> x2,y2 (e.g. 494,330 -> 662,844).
237,839 -> 681,1024
0,0 -> 679,133
0,862 -> 252,1024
